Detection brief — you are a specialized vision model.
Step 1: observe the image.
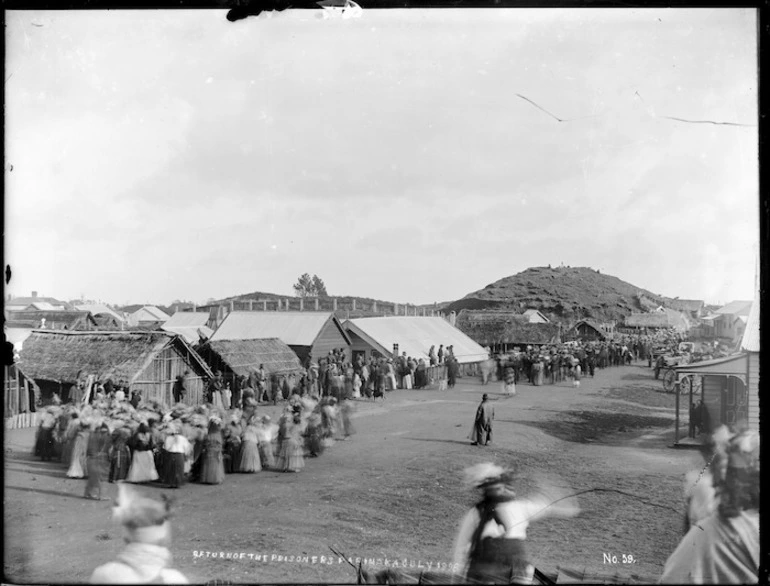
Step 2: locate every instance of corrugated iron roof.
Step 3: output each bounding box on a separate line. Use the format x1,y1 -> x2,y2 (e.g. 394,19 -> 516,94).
210,311 -> 345,346
714,300 -> 753,316
163,312 -> 211,328
345,316 -> 489,363
130,306 -> 171,323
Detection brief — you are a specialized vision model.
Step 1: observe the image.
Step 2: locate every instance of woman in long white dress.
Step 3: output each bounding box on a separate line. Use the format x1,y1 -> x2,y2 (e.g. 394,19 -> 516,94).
238,418 -> 262,473
66,420 -> 90,478
126,423 -> 159,483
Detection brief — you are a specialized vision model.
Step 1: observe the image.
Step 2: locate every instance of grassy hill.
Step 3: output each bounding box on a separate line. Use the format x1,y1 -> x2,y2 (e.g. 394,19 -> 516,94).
444,266 -> 668,323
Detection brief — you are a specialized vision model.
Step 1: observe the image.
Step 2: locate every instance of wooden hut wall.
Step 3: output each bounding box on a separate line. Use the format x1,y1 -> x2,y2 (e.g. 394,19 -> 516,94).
4,365 -> 36,416
747,352 -> 759,431
131,344 -> 207,406
308,319 -> 350,363
346,330 -> 381,362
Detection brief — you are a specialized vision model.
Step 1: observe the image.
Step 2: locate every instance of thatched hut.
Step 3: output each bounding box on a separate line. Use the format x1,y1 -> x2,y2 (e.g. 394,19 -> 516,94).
18,330 -> 214,406
455,310 -> 561,353
566,320 -> 607,342
197,338 -> 303,392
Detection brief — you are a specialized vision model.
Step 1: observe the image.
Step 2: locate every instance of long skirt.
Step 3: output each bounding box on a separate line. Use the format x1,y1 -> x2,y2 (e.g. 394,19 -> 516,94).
238,440 -> 261,473
35,427 -> 56,461
84,455 -> 108,499
126,450 -> 159,483
258,440 -> 276,469
503,381 -> 516,396
67,436 -> 89,478
470,421 -> 492,445
279,438 -> 304,472
109,446 -> 131,482
200,449 -> 225,485
467,537 -> 531,585
164,452 -> 186,488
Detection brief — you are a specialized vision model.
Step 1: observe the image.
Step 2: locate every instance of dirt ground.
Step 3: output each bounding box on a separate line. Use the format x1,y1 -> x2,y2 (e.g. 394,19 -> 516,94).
4,362 -> 703,584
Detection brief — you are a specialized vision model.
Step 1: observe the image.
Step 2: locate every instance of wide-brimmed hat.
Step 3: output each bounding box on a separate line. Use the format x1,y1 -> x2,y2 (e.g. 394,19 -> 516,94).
464,462 -> 513,489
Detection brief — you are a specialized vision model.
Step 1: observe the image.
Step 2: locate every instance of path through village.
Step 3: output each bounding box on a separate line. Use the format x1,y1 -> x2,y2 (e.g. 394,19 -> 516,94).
4,362 -> 703,584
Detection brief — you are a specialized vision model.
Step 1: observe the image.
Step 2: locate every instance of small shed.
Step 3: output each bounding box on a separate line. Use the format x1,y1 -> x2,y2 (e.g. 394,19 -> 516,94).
209,311 -> 351,365
197,338 -> 303,391
18,330 -> 214,406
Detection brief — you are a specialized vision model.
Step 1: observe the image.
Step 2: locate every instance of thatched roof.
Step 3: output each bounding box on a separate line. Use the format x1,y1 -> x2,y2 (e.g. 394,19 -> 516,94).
456,311 -> 561,346
199,338 -> 302,376
18,330 -> 213,384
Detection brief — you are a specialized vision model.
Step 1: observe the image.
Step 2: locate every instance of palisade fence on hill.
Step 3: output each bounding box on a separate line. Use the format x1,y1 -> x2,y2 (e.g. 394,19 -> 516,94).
191,297 -> 445,320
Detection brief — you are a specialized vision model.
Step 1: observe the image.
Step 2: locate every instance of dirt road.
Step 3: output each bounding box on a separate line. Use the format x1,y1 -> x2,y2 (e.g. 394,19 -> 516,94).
4,363 -> 702,583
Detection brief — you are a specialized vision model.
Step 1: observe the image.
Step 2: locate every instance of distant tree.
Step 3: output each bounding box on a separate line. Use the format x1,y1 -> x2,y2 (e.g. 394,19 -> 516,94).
311,275 -> 328,297
293,273 -> 328,297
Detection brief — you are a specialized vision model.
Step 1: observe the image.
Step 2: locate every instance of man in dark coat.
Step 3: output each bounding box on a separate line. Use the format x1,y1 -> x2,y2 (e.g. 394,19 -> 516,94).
172,372 -> 188,404
470,394 -> 494,446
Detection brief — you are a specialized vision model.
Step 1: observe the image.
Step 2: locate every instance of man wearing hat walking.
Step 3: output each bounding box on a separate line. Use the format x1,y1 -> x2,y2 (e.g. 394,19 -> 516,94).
470,394 -> 494,446
453,463 -> 580,584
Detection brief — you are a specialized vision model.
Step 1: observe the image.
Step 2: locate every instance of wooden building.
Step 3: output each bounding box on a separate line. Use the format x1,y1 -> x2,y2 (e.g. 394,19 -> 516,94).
566,320 -> 607,342
7,310 -> 99,331
4,363 -> 39,427
672,294 -> 759,444
209,311 -> 351,365
18,330 -> 213,406
455,310 -> 561,353
197,338 -> 303,392
344,316 -> 489,364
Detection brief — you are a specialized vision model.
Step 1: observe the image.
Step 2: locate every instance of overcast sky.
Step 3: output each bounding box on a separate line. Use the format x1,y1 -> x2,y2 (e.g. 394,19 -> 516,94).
5,8 -> 758,308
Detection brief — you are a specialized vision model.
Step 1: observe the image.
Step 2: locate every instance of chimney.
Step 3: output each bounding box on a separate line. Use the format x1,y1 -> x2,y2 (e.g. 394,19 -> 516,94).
32,291 -> 38,298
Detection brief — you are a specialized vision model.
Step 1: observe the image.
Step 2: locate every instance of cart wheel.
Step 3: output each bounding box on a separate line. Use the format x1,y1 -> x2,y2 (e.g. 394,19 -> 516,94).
662,369 -> 677,392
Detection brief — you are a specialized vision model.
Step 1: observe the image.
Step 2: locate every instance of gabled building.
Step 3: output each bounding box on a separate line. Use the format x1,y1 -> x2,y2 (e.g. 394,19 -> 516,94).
344,316 -> 489,364
5,292 -> 70,312
455,310 -> 561,353
18,330 -> 213,406
6,310 -> 99,331
522,309 -> 550,323
127,305 -> 171,327
209,311 -> 351,365
711,300 -> 752,342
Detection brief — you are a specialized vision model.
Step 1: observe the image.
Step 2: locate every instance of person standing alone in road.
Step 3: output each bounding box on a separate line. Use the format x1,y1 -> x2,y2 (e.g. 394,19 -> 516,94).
470,393 -> 494,446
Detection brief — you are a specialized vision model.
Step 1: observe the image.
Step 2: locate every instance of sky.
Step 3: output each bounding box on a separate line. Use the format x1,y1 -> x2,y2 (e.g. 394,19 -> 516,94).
4,8 -> 759,308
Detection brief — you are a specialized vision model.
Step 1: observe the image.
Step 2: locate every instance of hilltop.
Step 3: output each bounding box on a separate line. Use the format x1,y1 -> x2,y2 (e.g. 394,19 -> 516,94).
444,266 -> 668,323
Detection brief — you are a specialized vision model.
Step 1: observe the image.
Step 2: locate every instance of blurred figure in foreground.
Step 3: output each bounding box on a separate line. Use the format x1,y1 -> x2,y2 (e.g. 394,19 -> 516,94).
661,427 -> 759,584
453,463 -> 580,585
90,482 -> 188,584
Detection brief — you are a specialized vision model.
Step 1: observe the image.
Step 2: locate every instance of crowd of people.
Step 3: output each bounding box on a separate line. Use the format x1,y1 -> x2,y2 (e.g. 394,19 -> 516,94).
487,330 -> 702,390
33,379 -> 357,498
196,344 -> 462,409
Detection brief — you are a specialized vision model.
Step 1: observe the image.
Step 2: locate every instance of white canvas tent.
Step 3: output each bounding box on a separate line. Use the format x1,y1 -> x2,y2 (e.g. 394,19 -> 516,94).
344,316 -> 489,363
